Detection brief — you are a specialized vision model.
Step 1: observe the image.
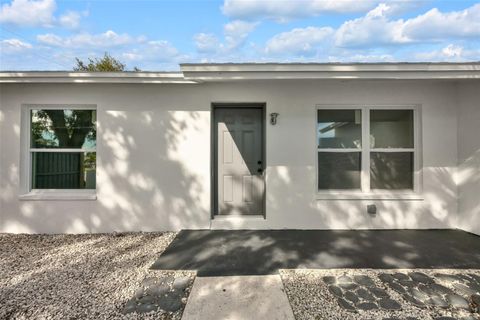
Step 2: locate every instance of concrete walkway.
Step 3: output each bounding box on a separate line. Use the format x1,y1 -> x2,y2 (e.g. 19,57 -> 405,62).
181,275 -> 295,320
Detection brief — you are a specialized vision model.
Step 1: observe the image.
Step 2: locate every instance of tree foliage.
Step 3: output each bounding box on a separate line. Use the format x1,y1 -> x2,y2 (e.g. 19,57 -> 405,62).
73,52 -> 140,72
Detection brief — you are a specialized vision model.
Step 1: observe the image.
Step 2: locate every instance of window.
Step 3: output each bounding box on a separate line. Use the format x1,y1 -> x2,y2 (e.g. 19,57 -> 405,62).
317,109 -> 362,190
369,109 -> 414,190
22,106 -> 97,198
317,106 -> 420,196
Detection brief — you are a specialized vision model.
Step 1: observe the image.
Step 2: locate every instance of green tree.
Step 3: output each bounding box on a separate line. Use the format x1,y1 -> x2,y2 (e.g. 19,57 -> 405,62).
73,52 -> 140,72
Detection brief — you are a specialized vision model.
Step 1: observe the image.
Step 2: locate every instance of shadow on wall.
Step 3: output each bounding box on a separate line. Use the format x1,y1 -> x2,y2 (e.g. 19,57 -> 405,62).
1,104 -> 211,233
0,107 -> 22,228
265,164 -> 457,230
457,149 -> 480,235
0,81 -> 463,233
95,109 -> 210,231
152,229 -> 480,276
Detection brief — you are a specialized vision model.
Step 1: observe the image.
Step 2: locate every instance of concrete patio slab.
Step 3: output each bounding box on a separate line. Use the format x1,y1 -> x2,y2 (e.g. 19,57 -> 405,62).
151,229 -> 480,276
181,275 -> 295,320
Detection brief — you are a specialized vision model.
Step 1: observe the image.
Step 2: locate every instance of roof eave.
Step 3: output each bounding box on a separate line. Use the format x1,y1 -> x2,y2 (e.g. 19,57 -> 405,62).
180,63 -> 480,81
181,71 -> 480,81
0,72 -> 197,84
1,63 -> 480,83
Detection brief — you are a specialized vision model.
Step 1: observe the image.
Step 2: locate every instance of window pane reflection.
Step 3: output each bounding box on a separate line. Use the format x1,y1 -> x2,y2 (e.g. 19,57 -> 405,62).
31,109 -> 96,149
318,152 -> 361,190
318,109 -> 362,149
370,152 -> 413,190
370,110 -> 413,148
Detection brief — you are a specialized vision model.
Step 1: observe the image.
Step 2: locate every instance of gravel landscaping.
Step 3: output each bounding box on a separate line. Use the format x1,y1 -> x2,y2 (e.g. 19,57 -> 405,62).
280,269 -> 480,320
3,232 -> 480,320
0,232 -> 196,320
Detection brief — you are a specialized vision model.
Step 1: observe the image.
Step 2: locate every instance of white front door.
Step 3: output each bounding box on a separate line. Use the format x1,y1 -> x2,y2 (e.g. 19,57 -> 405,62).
214,107 -> 265,215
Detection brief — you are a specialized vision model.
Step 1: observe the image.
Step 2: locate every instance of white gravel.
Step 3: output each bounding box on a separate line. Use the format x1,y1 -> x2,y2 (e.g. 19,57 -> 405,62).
279,269 -> 480,320
0,232 -> 196,320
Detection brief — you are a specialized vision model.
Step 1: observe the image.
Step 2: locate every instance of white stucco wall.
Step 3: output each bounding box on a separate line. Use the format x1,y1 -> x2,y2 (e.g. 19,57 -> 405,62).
0,80 -> 461,233
456,82 -> 480,236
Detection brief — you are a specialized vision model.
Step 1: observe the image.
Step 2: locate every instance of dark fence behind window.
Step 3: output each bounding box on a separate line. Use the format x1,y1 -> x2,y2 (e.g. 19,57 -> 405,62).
33,153 -> 83,189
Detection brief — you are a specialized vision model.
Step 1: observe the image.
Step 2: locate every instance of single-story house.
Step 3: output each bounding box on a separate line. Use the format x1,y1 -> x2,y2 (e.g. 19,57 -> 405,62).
0,63 -> 479,236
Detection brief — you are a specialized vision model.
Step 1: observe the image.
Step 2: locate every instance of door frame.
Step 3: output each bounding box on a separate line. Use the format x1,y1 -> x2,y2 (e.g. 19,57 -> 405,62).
211,102 -> 267,219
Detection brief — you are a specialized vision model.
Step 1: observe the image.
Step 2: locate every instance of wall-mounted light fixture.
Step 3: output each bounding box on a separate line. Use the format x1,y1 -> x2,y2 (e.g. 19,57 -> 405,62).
270,112 -> 279,125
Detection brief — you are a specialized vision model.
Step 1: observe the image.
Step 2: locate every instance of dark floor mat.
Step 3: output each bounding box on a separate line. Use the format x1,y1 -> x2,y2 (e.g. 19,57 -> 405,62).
151,229 -> 480,277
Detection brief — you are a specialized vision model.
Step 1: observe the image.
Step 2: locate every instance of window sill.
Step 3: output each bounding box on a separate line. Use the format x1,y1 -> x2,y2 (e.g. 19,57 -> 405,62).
19,190 -> 97,201
316,192 -> 424,201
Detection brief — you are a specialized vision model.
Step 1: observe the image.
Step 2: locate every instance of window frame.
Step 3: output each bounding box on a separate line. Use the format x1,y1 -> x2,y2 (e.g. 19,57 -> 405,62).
316,104 -> 423,200
19,104 -> 97,200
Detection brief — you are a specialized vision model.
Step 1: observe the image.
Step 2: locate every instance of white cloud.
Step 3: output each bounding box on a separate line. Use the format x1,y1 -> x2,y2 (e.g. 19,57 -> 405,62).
194,20 -> 257,54
402,4 -> 480,41
335,3 -> 480,48
260,3 -> 480,61
0,0 -> 56,27
137,40 -> 179,60
36,33 -> 62,46
37,30 -> 138,48
59,10 -> 81,29
328,53 -> 396,62
414,44 -> 480,62
122,52 -> 142,61
0,0 -> 86,29
1,38 -> 32,53
441,44 -> 464,58
119,40 -> 184,70
222,0 -> 426,21
224,20 -> 257,36
265,26 -> 334,56
335,4 -> 408,47
373,0 -> 425,16
224,20 -> 257,49
194,33 -> 221,53
222,0 -> 378,21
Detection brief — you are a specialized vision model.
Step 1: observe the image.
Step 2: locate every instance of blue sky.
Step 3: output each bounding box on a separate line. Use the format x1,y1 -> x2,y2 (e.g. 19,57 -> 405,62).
1,0 -> 479,70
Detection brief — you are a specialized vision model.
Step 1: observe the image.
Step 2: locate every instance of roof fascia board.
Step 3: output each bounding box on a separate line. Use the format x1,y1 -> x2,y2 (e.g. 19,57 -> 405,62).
181,63 -> 480,72
181,70 -> 480,80
0,72 -> 197,84
180,63 -> 480,80
2,63 -> 480,83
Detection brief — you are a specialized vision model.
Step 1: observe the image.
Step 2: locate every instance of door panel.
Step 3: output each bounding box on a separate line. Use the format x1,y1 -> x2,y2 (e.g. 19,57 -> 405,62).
215,107 -> 264,215
223,176 -> 234,202
243,175 -> 256,203
242,131 -> 254,164
223,130 -> 234,164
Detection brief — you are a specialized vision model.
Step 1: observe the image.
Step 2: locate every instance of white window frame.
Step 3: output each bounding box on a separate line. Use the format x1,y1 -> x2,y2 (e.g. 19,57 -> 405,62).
19,104 -> 97,200
316,104 -> 423,200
